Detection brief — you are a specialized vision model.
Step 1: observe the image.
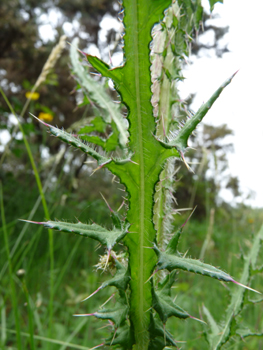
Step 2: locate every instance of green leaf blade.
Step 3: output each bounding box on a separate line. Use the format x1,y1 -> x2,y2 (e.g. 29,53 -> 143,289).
40,220 -> 128,250
155,246 -> 234,283
174,72 -> 237,152
156,72 -> 237,161
33,115 -> 109,165
70,38 -> 129,148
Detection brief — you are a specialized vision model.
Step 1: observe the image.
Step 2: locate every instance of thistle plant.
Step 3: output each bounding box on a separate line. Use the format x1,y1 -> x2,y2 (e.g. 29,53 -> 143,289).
24,0 -> 262,349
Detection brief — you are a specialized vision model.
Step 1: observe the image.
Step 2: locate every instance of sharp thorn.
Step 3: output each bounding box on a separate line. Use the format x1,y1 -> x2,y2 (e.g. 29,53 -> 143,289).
129,159 -> 139,165
189,315 -> 207,325
81,287 -> 102,302
181,206 -> 197,228
232,280 -> 261,294
88,343 -> 105,350
19,219 -> 43,225
73,313 -> 94,317
144,270 -> 158,284
100,192 -> 113,212
29,113 -> 51,127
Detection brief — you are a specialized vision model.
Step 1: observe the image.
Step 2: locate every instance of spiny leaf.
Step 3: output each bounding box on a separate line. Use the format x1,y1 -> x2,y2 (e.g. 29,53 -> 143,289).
157,270 -> 177,295
99,192 -> 125,231
151,0 -> 199,253
82,259 -> 130,302
75,298 -> 129,328
70,38 -> 128,148
165,209 -> 196,255
79,118 -> 121,152
247,296 -> 263,304
152,287 -> 190,323
23,220 -> 128,251
148,337 -> 178,350
155,72 -> 237,158
202,305 -> 220,336
80,132 -> 119,152
154,244 -> 235,282
110,211 -> 124,231
153,271 -> 204,324
236,326 -> 263,339
85,55 -> 124,93
32,114 -> 110,165
194,0 -> 203,29
149,314 -> 178,348
78,116 -> 107,134
202,305 -> 223,349
104,324 -> 132,348
90,303 -> 128,328
100,259 -> 130,290
166,227 -> 183,254
175,72 -> 237,151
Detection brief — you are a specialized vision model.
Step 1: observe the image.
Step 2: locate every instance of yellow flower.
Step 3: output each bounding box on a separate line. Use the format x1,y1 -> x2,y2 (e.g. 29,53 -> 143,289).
38,112 -> 54,122
25,91 -> 40,100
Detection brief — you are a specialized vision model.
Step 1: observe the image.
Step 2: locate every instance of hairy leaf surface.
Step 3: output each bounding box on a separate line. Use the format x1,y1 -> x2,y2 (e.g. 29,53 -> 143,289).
70,38 -> 128,148
36,220 -> 128,250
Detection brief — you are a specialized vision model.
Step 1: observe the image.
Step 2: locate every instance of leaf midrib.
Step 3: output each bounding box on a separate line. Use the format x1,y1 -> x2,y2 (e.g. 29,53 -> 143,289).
133,0 -> 145,330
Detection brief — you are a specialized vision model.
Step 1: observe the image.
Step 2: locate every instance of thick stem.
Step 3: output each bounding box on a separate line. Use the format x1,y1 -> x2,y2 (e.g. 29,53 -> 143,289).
121,0 -> 171,347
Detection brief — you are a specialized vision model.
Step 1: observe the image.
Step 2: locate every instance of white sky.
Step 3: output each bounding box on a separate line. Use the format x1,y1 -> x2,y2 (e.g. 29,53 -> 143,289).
179,0 -> 263,207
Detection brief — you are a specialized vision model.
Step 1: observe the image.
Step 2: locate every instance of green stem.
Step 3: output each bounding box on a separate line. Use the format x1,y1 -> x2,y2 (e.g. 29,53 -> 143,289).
120,0 -> 170,346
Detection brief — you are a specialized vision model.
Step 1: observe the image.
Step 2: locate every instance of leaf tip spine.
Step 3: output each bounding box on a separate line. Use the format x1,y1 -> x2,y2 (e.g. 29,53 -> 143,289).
181,206 -> 197,228
88,343 -> 105,350
30,112 -> 51,128
100,192 -> 113,212
189,315 -> 207,325
232,280 -> 261,294
144,270 -> 157,284
19,219 -> 43,225
73,313 -> 94,317
180,151 -> 194,173
81,286 -> 102,302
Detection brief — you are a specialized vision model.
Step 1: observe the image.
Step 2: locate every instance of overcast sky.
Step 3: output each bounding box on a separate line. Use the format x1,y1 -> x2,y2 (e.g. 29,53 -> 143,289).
179,0 -> 263,207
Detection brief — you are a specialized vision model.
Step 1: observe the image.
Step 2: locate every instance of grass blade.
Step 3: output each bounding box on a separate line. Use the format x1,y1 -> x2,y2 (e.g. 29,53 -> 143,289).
0,87 -> 54,346
1,182 -> 22,349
